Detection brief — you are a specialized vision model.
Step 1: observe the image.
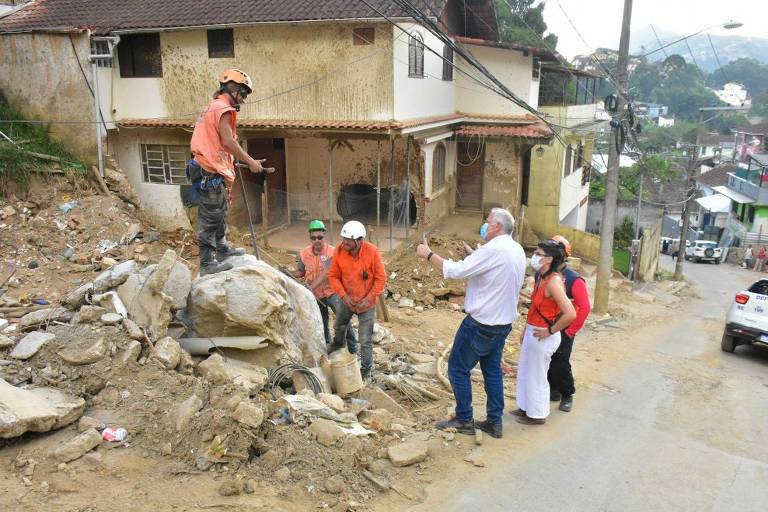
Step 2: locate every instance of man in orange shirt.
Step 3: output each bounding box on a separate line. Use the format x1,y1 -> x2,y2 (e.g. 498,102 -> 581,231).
189,68 -> 268,275
327,221 -> 387,380
293,220 -> 357,350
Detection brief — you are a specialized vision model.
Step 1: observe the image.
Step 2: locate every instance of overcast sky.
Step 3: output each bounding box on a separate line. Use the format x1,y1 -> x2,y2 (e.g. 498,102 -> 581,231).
541,0 -> 767,60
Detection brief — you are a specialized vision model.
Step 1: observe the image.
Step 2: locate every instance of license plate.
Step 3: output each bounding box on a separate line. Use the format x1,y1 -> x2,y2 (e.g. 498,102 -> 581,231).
760,334 -> 768,343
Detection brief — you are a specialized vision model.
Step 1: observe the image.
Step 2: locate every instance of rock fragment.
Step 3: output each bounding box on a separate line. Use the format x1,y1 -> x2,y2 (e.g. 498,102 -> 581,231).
309,418 -> 345,447
387,441 -> 428,467
10,331 -> 55,360
51,429 -> 102,463
151,336 -> 181,370
232,401 -> 264,429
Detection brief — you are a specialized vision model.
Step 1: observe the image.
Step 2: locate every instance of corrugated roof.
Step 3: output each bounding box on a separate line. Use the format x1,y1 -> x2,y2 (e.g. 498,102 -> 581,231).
0,0 -> 448,35
454,122 -> 552,139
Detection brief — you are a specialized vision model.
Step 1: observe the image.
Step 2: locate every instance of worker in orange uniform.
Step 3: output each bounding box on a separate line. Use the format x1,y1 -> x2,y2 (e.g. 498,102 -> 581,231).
188,68 -> 268,275
327,220 -> 387,380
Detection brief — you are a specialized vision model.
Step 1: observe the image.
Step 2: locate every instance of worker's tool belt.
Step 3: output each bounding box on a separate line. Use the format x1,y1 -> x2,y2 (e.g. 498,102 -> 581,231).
187,159 -> 225,190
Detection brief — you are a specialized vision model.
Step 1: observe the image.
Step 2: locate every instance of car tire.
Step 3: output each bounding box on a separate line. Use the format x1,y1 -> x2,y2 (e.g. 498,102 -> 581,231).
721,331 -> 736,353
715,259 -> 720,265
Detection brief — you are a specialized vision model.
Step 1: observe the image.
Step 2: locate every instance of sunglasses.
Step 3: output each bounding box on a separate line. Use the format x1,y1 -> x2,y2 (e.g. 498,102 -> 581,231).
310,235 -> 325,241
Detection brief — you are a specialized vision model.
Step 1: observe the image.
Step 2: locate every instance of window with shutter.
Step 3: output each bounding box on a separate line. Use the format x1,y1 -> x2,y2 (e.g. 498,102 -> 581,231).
409,32 -> 424,78
432,143 -> 447,192
442,44 -> 453,81
118,33 -> 162,78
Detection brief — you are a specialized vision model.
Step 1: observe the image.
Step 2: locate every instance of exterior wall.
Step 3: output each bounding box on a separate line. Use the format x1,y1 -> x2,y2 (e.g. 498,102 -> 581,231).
0,32 -> 96,160
482,141 -> 523,219
109,23 -> 394,122
110,128 -> 192,230
455,44 -> 535,116
587,200 -> 662,234
421,138 -> 456,226
392,23 -> 455,120
558,168 -> 589,222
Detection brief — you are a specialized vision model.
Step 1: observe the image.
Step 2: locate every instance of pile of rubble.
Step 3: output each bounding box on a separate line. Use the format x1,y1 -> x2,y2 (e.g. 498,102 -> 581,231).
0,248 -> 460,506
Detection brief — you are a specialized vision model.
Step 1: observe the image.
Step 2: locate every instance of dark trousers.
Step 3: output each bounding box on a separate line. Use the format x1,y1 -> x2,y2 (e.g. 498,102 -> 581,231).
319,294 -> 357,348
197,184 -> 228,264
334,304 -> 375,375
547,331 -> 575,398
448,315 -> 511,425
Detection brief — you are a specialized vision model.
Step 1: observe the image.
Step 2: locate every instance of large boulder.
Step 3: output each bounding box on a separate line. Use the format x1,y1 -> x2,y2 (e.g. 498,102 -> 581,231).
117,250 -> 178,338
187,257 -> 325,365
0,379 -> 85,438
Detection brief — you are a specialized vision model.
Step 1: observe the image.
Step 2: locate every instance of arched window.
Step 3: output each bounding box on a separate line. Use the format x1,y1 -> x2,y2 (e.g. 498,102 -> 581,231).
409,32 -> 424,78
432,143 -> 446,191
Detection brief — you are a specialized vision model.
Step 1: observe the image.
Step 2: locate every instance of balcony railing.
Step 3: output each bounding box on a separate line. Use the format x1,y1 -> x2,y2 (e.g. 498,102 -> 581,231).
727,172 -> 759,200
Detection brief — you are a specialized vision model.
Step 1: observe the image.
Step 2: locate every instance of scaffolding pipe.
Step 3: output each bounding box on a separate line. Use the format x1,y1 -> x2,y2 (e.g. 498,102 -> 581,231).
376,141 -> 381,246
90,61 -> 104,177
328,139 -> 334,245
389,138 -> 395,252
405,136 -> 412,239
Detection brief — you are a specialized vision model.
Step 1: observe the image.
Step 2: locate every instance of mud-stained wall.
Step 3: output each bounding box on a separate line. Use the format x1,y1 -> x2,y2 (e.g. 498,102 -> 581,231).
0,33 -> 96,161
110,128 -> 192,231
155,23 -> 393,121
422,139 -> 457,227
483,141 -> 523,219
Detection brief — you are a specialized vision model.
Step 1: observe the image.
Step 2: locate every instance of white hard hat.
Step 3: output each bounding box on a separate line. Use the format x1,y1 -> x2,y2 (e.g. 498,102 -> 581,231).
340,220 -> 366,239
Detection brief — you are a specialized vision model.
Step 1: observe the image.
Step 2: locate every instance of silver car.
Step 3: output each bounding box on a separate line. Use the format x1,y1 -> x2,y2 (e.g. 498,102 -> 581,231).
723,279 -> 768,352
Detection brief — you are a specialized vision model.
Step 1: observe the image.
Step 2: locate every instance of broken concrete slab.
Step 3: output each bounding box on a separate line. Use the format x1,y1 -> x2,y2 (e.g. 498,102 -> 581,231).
398,298 -> 415,308
10,331 -> 55,360
100,313 -> 123,326
51,429 -> 102,463
362,387 -> 409,418
93,259 -> 138,293
175,395 -> 203,431
187,256 -> 325,365
58,336 -> 108,365
197,353 -> 268,393
309,418 -> 345,447
359,408 -> 393,432
151,336 -> 181,370
117,251 -> 177,338
19,307 -> 70,331
72,305 -> 106,324
232,401 -> 264,429
0,378 -> 57,438
387,441 -> 428,467
27,387 -> 86,429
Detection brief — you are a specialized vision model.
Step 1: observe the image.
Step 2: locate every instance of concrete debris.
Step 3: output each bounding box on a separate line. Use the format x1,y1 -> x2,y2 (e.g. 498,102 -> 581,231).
407,353 -> 435,364
116,340 -> 142,366
372,324 -> 394,345
398,298 -> 415,308
362,387 -> 409,418
72,305 -> 106,324
324,475 -> 345,494
92,291 -> 128,317
309,418 -> 346,447
0,379 -> 84,438
117,251 -> 178,338
428,287 -> 451,298
151,336 -> 181,370
77,416 -> 106,433
100,313 -> 123,326
19,307 -> 70,331
0,334 -> 14,349
232,401 -> 264,429
387,441 -> 428,467
51,429 -> 102,462
358,409 -> 393,432
164,261 -> 192,309
10,331 -> 56,360
0,318 -> 8,332
63,283 -> 94,308
122,223 -> 141,245
174,395 -> 203,431
59,336 -> 108,365
92,259 -> 138,293
317,393 -> 346,413
122,318 -> 144,340
187,257 -> 325,365
197,353 -> 268,393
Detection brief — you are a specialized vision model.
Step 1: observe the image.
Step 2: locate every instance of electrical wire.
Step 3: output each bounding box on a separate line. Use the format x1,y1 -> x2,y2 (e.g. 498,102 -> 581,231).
707,34 -> 730,85
267,362 -> 324,399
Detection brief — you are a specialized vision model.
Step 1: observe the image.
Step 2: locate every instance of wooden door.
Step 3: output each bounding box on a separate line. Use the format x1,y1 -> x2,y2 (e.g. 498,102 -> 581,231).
456,141 -> 484,210
246,138 -> 288,226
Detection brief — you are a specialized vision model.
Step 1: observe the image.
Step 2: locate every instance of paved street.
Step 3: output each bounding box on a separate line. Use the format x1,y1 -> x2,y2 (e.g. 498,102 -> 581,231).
408,258 -> 768,512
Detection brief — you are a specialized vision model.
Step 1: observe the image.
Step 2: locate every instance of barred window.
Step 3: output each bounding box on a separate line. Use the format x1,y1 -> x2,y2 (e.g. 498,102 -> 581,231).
432,143 -> 446,191
409,32 -> 424,78
140,144 -> 190,184
207,29 -> 234,58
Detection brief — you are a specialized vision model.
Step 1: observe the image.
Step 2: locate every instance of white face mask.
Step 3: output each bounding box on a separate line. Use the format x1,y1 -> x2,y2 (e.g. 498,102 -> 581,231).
530,254 -> 544,271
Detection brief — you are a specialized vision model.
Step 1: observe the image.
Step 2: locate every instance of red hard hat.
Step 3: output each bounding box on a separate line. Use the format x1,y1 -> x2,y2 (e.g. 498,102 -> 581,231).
552,235 -> 572,258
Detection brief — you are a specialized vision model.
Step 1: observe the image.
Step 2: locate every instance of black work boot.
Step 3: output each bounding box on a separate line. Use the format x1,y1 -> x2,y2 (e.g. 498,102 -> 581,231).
550,390 -> 562,402
559,396 -> 573,413
217,244 -> 245,260
475,419 -> 503,439
435,418 -> 475,435
200,259 -> 233,276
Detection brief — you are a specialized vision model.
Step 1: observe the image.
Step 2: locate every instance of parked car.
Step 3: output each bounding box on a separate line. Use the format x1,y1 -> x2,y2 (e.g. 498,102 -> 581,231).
685,240 -> 722,264
722,279 -> 768,353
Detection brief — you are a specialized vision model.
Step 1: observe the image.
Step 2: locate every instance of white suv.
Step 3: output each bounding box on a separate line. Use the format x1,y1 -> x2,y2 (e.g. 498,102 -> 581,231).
685,240 -> 722,264
722,279 -> 768,352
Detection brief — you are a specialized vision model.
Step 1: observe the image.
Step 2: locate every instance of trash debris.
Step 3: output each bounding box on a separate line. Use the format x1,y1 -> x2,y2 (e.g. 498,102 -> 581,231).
96,239 -> 118,254
58,201 -> 78,214
102,427 -> 128,442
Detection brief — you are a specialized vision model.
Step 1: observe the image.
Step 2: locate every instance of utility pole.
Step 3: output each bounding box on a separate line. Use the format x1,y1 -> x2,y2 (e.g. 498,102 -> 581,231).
594,0 -> 633,315
634,171 -> 643,240
674,146 -> 698,280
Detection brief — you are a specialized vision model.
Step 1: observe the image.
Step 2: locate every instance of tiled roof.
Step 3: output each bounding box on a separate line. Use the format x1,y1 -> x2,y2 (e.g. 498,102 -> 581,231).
455,36 -> 559,61
694,163 -> 736,188
0,0 -> 448,35
454,122 -> 553,139
119,117 -> 397,132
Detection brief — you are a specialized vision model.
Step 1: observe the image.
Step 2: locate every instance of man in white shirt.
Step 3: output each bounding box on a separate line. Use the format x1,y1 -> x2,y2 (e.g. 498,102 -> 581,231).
416,208 -> 526,439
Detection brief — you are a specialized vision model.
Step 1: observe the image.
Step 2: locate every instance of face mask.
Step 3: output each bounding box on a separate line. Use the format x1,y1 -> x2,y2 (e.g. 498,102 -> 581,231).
479,222 -> 489,241
530,254 -> 543,271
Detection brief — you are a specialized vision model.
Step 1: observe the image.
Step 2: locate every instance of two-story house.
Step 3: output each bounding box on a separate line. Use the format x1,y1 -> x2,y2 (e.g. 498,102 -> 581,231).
524,62 -> 603,260
0,0 -> 556,252
717,154 -> 768,238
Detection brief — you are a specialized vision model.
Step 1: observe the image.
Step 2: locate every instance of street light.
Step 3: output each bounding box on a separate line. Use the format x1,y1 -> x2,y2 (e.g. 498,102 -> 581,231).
641,21 -> 743,58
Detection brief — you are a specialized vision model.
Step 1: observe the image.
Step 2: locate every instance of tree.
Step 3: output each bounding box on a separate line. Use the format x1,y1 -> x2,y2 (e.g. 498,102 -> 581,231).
495,0 -> 557,48
636,122 -> 696,153
707,57 -> 768,93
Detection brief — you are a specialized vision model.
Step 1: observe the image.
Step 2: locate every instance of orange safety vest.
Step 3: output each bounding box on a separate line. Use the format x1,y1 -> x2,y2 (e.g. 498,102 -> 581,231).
298,244 -> 335,299
190,97 -> 237,184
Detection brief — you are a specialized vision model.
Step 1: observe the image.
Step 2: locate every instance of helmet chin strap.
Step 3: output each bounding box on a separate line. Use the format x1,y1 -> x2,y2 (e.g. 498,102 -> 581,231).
221,86 -> 241,112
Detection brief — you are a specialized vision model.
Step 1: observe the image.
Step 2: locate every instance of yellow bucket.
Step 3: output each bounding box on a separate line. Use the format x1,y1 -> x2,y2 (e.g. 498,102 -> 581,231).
330,350 -> 363,395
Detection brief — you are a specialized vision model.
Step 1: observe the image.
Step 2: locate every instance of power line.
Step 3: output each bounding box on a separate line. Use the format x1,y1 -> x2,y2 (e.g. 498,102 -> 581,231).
707,34 -> 730,85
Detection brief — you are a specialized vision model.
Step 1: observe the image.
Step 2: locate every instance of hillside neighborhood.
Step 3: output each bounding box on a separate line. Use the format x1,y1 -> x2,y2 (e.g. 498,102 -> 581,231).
0,1 -> 767,511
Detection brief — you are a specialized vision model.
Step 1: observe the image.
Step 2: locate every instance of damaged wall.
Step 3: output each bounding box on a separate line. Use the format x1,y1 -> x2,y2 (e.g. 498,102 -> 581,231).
482,141 -> 523,220
421,139 -> 457,227
0,32 -> 96,161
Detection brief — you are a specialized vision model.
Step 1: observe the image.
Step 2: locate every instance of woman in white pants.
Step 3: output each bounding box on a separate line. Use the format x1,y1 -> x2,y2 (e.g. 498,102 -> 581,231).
512,240 -> 576,425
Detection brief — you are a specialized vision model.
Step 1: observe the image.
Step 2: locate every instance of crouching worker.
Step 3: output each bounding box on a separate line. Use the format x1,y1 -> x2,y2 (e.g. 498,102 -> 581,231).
327,221 -> 387,381
293,220 -> 357,351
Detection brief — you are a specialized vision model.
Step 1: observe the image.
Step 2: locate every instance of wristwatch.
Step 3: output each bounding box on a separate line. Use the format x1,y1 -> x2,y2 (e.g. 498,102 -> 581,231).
547,325 -> 554,335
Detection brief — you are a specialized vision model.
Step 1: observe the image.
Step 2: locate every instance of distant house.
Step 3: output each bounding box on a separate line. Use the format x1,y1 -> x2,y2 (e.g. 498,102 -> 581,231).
713,82 -> 749,108
717,154 -> 768,236
694,163 -> 736,233
698,133 -> 736,163
0,0 -> 556,251
657,115 -> 674,127
733,121 -> 768,163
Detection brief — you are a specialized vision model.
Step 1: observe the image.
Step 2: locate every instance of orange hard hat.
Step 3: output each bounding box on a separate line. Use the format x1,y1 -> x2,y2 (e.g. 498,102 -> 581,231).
552,234 -> 572,257
218,68 -> 253,93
